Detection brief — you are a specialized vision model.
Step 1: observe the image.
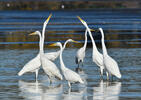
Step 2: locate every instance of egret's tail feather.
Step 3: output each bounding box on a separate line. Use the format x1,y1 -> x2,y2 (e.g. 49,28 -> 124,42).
56,74 -> 63,80
116,73 -> 122,79
18,70 -> 24,76
79,79 -> 84,84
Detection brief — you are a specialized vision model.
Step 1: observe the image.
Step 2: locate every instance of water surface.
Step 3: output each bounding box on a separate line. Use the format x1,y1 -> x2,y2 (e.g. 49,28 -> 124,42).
0,9 -> 141,100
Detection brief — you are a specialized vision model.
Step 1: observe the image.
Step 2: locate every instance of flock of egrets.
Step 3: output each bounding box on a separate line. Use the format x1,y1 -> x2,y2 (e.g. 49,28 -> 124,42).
18,14 -> 122,88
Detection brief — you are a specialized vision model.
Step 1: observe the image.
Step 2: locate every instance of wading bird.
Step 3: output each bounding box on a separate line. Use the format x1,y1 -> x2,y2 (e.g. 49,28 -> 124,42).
99,28 -> 121,80
50,42 -> 84,88
18,14 -> 63,81
30,29 -> 63,83
75,29 -> 88,71
77,16 -> 104,77
18,15 -> 52,81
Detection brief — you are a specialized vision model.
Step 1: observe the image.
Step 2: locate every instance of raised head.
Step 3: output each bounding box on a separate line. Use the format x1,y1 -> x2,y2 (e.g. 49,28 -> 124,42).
66,39 -> 79,43
49,42 -> 62,47
44,14 -> 52,25
77,16 -> 87,25
29,31 -> 40,36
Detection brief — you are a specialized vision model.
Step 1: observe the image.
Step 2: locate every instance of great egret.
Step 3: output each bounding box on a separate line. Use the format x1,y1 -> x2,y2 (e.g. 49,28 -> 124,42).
75,29 -> 88,70
50,42 -> 84,88
18,14 -> 63,82
99,28 -> 121,80
77,16 -> 104,77
18,15 -> 51,81
30,31 -> 63,84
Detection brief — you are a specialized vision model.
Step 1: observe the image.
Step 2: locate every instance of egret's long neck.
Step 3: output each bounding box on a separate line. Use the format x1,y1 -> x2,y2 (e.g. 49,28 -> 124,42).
63,40 -> 69,50
60,43 -> 66,71
100,28 -> 108,55
38,33 -> 43,53
83,29 -> 88,50
86,26 -> 98,51
41,23 -> 47,53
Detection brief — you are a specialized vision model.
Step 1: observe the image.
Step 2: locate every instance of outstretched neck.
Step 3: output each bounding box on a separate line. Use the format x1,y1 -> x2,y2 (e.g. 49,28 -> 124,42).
63,40 -> 70,50
60,43 -> 66,71
41,23 -> 47,53
86,26 -> 98,51
38,33 -> 43,53
83,29 -> 88,50
100,28 -> 108,55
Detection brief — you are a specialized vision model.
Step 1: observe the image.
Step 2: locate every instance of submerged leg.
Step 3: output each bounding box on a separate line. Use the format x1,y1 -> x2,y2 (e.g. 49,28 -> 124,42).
106,71 -> 109,81
35,69 -> 39,82
111,75 -> 114,81
100,68 -> 103,79
82,61 -> 84,67
68,81 -> 71,88
48,76 -> 53,85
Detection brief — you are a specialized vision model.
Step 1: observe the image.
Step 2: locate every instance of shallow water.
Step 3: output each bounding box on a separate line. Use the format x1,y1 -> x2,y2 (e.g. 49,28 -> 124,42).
0,9 -> 141,100
0,48 -> 140,100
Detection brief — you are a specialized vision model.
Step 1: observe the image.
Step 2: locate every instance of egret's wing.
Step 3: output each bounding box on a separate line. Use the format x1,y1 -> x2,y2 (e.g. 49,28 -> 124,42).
41,56 -> 62,80
64,68 -> 82,83
93,52 -> 103,67
18,54 -> 41,76
104,55 -> 121,76
44,51 -> 60,61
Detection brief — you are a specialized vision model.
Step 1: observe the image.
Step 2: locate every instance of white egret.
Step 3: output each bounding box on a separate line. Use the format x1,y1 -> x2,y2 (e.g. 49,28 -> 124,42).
99,28 -> 121,80
50,42 -> 84,88
77,16 -> 104,77
18,15 -> 53,81
75,29 -> 88,70
30,31 -> 63,84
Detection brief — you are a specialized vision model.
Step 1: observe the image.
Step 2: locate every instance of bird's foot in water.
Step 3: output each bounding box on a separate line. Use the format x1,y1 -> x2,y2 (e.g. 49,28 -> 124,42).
75,67 -> 83,72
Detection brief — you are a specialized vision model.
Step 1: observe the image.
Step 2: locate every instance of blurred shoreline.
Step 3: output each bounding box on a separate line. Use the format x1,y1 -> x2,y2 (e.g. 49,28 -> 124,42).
0,1 -> 141,10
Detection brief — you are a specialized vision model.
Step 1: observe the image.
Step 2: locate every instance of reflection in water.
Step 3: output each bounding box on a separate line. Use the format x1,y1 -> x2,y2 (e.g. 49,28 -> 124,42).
18,80 -> 42,100
42,84 -> 63,100
63,87 -> 87,100
18,80 -> 63,100
93,80 -> 121,100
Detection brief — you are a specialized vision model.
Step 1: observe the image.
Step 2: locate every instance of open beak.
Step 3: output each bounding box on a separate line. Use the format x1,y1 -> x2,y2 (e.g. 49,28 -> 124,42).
45,14 -> 52,23
29,32 -> 36,35
49,43 -> 56,46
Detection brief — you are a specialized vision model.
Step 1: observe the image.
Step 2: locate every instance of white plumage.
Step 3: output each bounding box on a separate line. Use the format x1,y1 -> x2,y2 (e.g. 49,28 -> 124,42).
18,54 -> 40,80
99,28 -> 121,79
39,14 -> 63,82
50,41 -> 84,88
77,16 -> 104,77
18,14 -> 63,82
17,15 -> 50,81
76,29 -> 88,68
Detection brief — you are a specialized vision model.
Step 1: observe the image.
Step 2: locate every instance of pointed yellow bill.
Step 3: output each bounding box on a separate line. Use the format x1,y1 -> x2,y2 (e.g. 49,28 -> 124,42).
77,16 -> 85,23
90,29 -> 95,31
72,40 -> 79,43
45,14 -> 52,23
49,43 -> 56,46
29,32 -> 36,35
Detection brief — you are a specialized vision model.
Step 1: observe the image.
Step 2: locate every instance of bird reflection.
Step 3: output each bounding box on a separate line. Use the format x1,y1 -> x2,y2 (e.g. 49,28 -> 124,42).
18,80 -> 63,100
42,84 -> 63,100
93,80 -> 121,100
18,80 -> 42,100
63,86 -> 87,100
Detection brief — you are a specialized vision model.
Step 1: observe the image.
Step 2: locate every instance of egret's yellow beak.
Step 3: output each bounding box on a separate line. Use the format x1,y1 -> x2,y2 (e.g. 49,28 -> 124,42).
72,40 -> 79,43
29,32 -> 36,35
49,43 -> 56,46
90,29 -> 95,31
45,14 -> 52,23
77,16 -> 85,23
